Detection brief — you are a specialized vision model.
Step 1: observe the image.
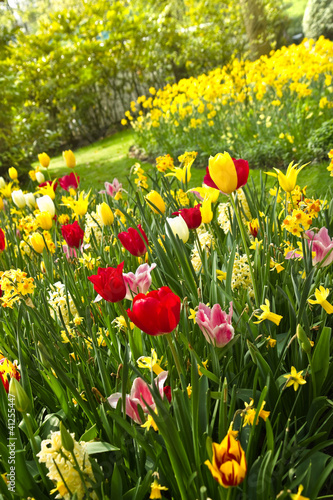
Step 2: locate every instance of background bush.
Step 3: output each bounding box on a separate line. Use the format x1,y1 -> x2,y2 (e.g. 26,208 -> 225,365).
303,0 -> 333,40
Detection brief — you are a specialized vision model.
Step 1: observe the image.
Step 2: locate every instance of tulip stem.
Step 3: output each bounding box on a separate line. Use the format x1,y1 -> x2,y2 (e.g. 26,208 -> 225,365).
229,194 -> 259,307
166,332 -> 184,384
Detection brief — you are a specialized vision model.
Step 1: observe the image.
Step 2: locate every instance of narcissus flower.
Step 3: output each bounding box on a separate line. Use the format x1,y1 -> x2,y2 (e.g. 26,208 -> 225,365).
108,371 -> 169,423
196,302 -> 234,347
149,478 -> 168,499
172,204 -> 202,229
205,152 -> 249,195
61,221 -> 84,249
241,399 -> 270,426
205,430 -> 247,488
63,150 -> 76,168
118,225 -> 149,257
165,163 -> 192,183
265,161 -> 307,193
123,263 -> 156,300
127,286 -> 181,336
283,366 -> 307,391
137,348 -> 163,375
146,190 -> 166,214
254,299 -> 283,325
88,262 -> 126,302
38,152 -> 50,168
166,216 -> 189,243
58,172 -> 80,191
308,286 -> 333,313
290,485 -> 309,500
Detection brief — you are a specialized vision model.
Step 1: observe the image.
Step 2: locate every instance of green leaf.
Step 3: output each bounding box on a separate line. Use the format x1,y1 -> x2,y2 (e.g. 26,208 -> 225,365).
85,441 -> 120,454
311,326 -> 331,394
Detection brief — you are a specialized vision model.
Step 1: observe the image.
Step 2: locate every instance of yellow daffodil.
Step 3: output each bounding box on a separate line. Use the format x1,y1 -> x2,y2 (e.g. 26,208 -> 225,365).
241,399 -> 270,427
249,238 -> 263,250
198,359 -> 208,376
290,485 -> 309,500
165,164 -> 192,183
266,336 -> 277,348
254,299 -> 283,326
283,366 -> 307,391
216,270 -> 227,281
149,478 -> 168,499
188,308 -> 197,323
187,384 -> 192,398
137,349 -> 163,375
141,411 -> 158,432
308,286 -> 333,314
270,259 -> 285,273
265,161 -> 308,193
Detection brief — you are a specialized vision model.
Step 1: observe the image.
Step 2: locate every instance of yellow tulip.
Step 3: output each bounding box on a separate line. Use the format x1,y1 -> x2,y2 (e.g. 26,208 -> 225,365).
38,153 -> 50,168
30,232 -> 45,254
97,202 -> 114,226
265,161 -> 308,193
208,152 -> 238,194
145,190 -> 166,214
205,430 -> 247,487
8,167 -> 18,181
63,150 -> 76,169
36,211 -> 53,230
200,197 -> 213,223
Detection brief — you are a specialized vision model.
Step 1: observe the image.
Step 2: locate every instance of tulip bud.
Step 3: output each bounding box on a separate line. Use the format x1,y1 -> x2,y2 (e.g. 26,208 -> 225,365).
63,150 -> 76,169
38,152 -> 50,168
36,195 -> 55,217
0,177 -> 5,189
35,171 -> 45,184
12,189 -> 26,209
60,421 -> 74,452
166,216 -> 189,243
30,232 -> 45,253
36,211 -> 53,230
145,190 -> 166,214
8,167 -> 18,180
24,193 -> 36,209
97,202 -> 114,226
9,378 -> 31,413
296,324 -> 312,355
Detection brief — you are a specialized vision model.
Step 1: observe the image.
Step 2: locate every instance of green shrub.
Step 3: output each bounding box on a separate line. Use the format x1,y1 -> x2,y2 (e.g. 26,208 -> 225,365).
303,0 -> 333,40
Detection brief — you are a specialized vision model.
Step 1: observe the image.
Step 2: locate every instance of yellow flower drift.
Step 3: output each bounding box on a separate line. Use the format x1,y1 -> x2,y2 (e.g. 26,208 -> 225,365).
145,190 -> 166,214
265,161 -> 307,193
283,366 -> 307,391
38,152 -> 50,168
63,150 -> 76,168
254,299 -> 283,325
205,430 -> 247,488
308,286 -> 333,314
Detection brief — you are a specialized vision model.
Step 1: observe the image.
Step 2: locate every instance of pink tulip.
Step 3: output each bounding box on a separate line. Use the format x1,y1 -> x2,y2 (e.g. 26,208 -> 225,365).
305,227 -> 333,267
100,178 -> 122,197
123,263 -> 156,300
196,302 -> 234,348
108,371 -> 168,424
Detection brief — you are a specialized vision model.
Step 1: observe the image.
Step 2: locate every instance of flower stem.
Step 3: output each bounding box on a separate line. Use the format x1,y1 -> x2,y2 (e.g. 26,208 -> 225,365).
166,332 -> 185,387
229,194 -> 259,307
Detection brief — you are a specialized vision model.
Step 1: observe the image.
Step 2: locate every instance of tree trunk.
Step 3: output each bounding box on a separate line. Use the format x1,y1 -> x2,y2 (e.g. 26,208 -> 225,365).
240,0 -> 271,60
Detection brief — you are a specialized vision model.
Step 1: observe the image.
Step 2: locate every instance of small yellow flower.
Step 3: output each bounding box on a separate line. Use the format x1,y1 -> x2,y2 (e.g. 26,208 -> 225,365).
254,299 -> 283,326
187,384 -> 192,398
165,164 -> 192,183
188,308 -> 197,324
50,481 -> 68,497
137,349 -> 164,375
249,238 -> 263,250
198,359 -> 208,376
141,411 -> 158,432
308,286 -> 333,314
283,366 -> 307,391
290,485 -> 309,500
149,478 -> 168,499
216,270 -> 227,281
266,336 -> 277,348
242,399 -> 270,426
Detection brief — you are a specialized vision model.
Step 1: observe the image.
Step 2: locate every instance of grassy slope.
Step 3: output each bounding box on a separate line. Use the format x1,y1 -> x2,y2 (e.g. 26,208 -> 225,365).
41,129 -> 330,199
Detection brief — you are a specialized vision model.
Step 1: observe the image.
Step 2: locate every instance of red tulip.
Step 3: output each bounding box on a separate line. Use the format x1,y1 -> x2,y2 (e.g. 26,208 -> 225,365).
0,228 -> 5,251
61,221 -> 84,248
127,286 -> 181,336
88,262 -> 126,302
118,224 -> 149,257
58,172 -> 80,191
172,204 -> 202,230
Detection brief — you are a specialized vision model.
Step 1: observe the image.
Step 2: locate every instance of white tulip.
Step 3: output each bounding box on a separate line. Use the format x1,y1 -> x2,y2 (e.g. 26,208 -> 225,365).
12,189 -> 26,209
24,193 -> 36,209
36,195 -> 55,217
0,177 -> 6,189
166,215 -> 189,243
35,171 -> 45,184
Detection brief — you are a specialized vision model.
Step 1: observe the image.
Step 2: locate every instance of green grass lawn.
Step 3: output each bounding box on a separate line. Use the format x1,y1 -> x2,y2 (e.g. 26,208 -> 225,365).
40,129 -> 329,199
